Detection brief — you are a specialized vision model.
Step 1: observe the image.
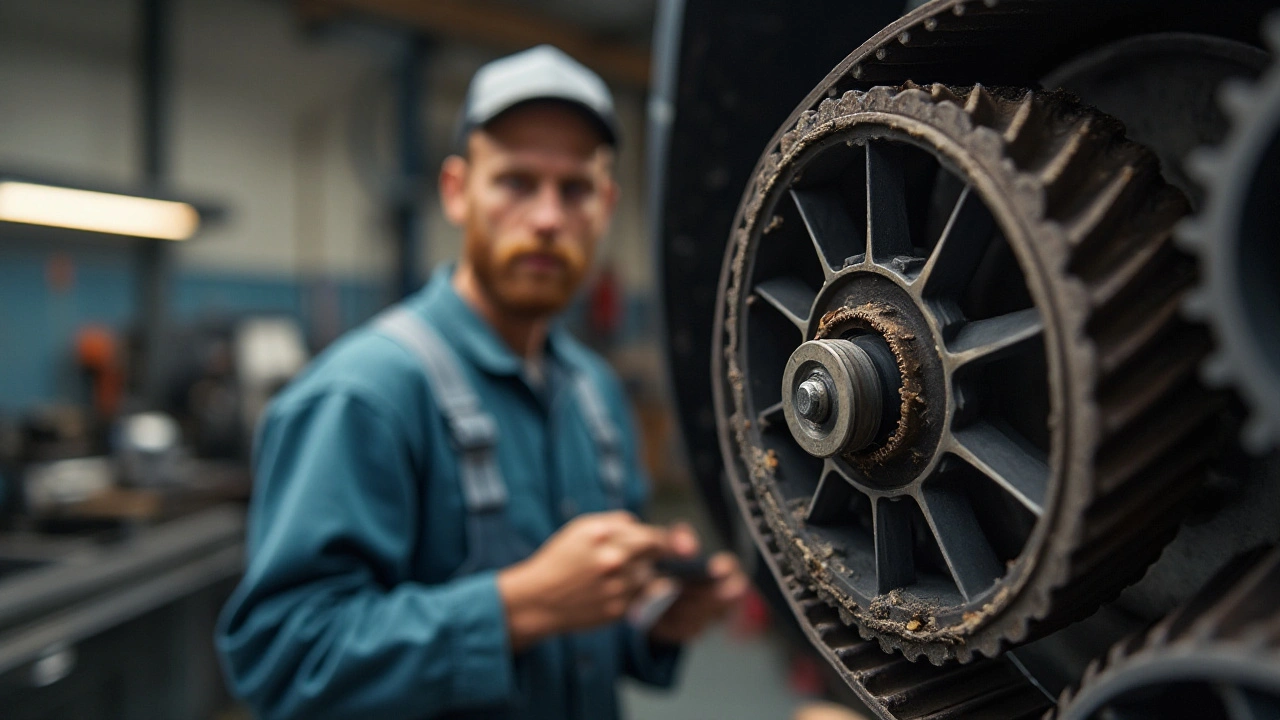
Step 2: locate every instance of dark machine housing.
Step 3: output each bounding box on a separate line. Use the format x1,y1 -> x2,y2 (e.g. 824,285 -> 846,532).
652,1 -> 1280,717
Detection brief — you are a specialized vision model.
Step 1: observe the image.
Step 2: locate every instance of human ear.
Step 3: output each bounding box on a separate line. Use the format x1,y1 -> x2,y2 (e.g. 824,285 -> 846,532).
439,155 -> 470,227
602,176 -> 619,216
597,148 -> 620,219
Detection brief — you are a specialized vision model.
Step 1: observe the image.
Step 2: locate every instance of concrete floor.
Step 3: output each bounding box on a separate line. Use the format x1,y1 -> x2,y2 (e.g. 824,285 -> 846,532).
622,624 -> 809,720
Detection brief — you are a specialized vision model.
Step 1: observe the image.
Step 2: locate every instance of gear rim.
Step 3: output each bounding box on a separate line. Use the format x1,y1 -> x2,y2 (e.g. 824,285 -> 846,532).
725,87 -> 1064,659
714,82 -> 1219,664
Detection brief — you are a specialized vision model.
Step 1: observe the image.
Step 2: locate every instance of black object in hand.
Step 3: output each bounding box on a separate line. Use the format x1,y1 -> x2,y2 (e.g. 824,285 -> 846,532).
654,555 -> 714,583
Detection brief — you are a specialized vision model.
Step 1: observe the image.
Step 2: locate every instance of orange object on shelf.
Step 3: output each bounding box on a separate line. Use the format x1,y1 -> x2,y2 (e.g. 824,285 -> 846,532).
75,325 -> 124,418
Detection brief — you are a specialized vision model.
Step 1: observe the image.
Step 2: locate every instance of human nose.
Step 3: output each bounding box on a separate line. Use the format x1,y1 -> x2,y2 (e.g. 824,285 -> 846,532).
529,182 -> 566,234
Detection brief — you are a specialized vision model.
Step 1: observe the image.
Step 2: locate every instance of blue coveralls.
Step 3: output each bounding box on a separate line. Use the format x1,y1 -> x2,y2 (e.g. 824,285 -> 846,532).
216,265 -> 680,720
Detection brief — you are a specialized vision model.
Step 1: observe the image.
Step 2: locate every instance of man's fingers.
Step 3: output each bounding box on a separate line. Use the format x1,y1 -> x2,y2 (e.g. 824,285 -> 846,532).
644,576 -> 679,599
713,552 -> 750,606
668,521 -> 701,558
599,509 -> 639,524
625,557 -> 656,591
594,544 -> 629,574
707,552 -> 739,578
609,522 -> 672,558
697,553 -> 749,606
716,571 -> 750,604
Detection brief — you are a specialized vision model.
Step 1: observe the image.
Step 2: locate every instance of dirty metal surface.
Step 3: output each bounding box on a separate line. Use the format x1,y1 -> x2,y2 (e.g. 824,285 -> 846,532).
652,0 -> 905,544
1052,545 -> 1280,719
717,77 -> 1217,668
733,485 -> 1054,719
681,0 -> 1280,716
658,0 -> 1276,551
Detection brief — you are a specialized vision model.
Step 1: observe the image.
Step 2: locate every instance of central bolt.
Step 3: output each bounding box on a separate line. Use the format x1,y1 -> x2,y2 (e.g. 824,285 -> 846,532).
781,336 -> 900,458
795,377 -> 831,423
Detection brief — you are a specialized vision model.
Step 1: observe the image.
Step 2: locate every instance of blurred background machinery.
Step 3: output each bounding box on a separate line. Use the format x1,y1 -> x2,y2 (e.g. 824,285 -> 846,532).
653,0 -> 1280,716
0,1 -> 728,718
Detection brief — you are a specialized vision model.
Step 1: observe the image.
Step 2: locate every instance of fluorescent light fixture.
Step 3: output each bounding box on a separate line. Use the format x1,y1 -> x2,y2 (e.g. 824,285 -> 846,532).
0,180 -> 200,241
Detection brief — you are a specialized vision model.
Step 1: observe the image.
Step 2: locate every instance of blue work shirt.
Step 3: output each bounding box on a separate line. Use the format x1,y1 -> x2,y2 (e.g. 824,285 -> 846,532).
217,265 -> 680,719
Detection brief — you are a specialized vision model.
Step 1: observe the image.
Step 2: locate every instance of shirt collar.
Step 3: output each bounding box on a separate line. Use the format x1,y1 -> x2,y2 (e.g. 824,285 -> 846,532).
408,263 -> 579,378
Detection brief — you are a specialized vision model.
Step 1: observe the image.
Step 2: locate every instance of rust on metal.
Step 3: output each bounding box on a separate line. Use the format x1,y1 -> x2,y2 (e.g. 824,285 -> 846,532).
814,302 -> 924,465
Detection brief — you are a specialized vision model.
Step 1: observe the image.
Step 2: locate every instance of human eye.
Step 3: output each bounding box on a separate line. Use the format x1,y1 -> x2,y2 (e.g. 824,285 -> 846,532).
496,173 -> 535,195
560,178 -> 594,204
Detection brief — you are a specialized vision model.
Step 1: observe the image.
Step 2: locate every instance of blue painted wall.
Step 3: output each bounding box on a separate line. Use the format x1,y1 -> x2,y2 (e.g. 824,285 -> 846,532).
0,243 -> 656,414
0,242 -> 390,413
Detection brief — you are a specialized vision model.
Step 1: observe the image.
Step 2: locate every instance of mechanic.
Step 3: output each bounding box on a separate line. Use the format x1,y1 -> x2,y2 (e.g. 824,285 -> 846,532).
216,44 -> 748,720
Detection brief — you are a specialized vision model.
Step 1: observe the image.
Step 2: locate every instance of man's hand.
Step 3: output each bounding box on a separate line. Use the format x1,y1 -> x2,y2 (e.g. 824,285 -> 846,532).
645,522 -> 749,646
497,511 -> 669,651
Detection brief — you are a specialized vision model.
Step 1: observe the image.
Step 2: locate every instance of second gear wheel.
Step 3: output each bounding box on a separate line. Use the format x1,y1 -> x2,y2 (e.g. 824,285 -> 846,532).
1180,12 -> 1280,456
1054,545 -> 1280,720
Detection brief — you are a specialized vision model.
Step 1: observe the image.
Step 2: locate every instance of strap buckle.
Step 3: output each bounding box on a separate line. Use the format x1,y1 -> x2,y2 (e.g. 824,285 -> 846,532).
449,411 -> 498,453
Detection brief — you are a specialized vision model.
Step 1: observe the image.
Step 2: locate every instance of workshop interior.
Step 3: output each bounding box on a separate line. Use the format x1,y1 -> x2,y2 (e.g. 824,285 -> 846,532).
3,0 -> 1280,718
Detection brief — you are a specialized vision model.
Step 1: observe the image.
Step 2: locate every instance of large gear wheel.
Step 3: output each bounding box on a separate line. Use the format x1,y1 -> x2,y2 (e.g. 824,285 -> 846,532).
1180,13 -> 1280,456
1053,545 -> 1280,719
713,82 -> 1222,665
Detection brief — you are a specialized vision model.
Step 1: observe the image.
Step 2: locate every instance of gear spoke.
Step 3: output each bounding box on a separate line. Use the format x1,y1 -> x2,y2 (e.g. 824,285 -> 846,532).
950,423 -> 1048,517
830,455 -> 868,487
757,400 -> 787,432
916,184 -> 997,298
874,497 -> 917,594
865,140 -> 913,263
947,307 -> 1043,369
753,277 -> 814,334
806,459 -> 856,525
791,188 -> 862,279
920,485 -> 1002,602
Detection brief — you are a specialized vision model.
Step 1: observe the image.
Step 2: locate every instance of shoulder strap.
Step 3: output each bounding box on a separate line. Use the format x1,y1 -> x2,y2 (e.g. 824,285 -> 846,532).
572,373 -> 626,509
375,306 -> 507,513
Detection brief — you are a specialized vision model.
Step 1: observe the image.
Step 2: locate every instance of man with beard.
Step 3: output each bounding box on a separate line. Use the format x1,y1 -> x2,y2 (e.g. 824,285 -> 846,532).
217,45 -> 748,720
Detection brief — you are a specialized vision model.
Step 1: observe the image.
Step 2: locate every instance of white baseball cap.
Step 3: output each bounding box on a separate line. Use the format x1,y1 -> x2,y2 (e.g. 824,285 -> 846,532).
454,45 -> 619,150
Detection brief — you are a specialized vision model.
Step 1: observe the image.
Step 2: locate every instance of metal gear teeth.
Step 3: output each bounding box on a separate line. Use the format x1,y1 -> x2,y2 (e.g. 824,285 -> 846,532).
720,79 -> 1214,668
1051,546 -> 1280,720
1266,11 -> 1280,51
1217,78 -> 1259,123
729,465 -> 1053,720
1173,215 -> 1207,252
1175,11 -> 1280,456
708,0 -> 1256,711
1180,287 -> 1211,321
1244,415 -> 1277,456
1202,351 -> 1237,388
1183,146 -> 1224,186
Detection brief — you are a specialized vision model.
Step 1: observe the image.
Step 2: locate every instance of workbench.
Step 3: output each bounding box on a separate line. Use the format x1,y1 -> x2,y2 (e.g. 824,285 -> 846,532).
0,505 -> 244,719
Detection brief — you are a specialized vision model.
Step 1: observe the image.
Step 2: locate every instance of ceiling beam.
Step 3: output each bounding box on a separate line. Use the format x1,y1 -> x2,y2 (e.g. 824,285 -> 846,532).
297,0 -> 651,87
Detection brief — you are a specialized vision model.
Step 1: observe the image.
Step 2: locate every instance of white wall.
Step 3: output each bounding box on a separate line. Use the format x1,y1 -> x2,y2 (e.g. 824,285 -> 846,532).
0,0 -> 654,296
169,0 -> 391,279
0,0 -> 391,281
0,0 -> 139,186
